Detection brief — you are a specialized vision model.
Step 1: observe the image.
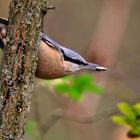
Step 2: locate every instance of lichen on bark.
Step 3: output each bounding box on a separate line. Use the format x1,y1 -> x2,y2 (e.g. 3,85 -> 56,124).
0,0 -> 47,139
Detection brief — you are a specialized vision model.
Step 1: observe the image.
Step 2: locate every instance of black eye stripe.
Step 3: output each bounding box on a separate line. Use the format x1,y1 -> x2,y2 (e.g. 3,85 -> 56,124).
63,53 -> 87,65
71,58 -> 86,65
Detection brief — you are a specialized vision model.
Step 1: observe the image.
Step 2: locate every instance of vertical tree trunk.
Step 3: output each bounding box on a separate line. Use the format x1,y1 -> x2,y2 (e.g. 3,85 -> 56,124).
0,0 -> 47,139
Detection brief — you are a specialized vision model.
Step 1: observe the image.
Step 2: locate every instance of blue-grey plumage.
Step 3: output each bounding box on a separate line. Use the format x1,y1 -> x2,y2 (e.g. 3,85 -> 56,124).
41,32 -> 86,63
41,32 -> 106,71
0,17 -> 106,79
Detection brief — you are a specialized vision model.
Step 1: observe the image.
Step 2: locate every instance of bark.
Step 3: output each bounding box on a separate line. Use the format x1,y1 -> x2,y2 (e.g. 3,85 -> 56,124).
0,0 -> 47,139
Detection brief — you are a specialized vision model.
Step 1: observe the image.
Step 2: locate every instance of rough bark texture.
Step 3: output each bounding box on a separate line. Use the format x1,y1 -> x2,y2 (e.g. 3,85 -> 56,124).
0,0 -> 47,139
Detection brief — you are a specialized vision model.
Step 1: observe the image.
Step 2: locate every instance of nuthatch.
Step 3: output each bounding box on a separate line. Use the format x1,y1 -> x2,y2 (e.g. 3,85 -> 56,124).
0,17 -> 106,79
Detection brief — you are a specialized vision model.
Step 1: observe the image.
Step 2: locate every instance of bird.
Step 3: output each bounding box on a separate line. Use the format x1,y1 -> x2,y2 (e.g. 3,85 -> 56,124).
0,17 -> 106,79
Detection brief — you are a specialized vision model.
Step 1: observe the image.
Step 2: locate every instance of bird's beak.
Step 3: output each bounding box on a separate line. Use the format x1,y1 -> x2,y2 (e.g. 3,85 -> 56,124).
95,66 -> 107,71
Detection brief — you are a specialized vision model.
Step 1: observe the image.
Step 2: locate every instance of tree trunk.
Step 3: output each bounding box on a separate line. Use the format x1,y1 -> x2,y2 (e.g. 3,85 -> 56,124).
0,0 -> 47,139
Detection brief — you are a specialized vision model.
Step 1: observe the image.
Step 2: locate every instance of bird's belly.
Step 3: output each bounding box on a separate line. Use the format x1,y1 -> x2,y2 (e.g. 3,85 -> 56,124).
35,41 -> 66,79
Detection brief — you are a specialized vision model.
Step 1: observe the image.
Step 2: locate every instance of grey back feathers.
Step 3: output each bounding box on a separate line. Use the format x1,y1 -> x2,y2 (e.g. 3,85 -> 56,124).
41,32 -> 87,65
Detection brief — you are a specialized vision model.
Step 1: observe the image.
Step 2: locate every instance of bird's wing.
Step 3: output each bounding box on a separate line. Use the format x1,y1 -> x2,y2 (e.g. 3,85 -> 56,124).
41,32 -> 62,52
41,32 -> 87,63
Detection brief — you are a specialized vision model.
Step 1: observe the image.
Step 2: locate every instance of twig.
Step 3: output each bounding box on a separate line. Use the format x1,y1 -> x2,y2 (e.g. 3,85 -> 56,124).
41,107 -> 118,137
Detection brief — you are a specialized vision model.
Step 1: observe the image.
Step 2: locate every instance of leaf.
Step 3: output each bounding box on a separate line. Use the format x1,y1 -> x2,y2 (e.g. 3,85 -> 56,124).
133,103 -> 140,116
53,74 -> 103,101
89,84 -> 103,94
117,102 -> 136,120
69,88 -> 82,101
76,74 -> 93,84
112,115 -> 128,126
128,126 -> 140,138
55,84 -> 68,94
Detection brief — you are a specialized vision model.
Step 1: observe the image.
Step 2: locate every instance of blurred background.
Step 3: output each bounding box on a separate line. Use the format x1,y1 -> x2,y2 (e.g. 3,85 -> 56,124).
0,0 -> 140,140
